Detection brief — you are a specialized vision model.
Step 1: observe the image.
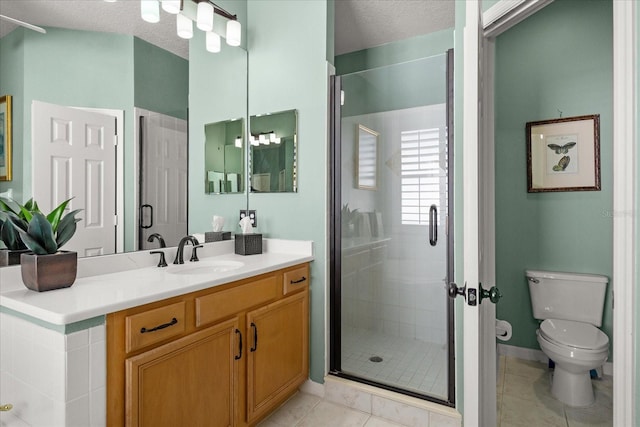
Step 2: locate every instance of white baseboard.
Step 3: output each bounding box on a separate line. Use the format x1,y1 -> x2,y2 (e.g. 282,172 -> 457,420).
300,379 -> 325,398
497,343 -> 613,377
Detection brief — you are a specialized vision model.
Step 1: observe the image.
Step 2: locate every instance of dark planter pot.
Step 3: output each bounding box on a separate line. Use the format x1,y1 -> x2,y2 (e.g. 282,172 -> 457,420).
0,249 -> 29,266
20,251 -> 78,292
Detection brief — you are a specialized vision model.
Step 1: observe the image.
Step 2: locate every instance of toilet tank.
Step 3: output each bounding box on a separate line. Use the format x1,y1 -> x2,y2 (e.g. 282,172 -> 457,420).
526,270 -> 608,327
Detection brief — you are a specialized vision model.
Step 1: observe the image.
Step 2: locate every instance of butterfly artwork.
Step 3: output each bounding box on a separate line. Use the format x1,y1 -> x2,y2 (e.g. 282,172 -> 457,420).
552,155 -> 570,172
547,142 -> 576,154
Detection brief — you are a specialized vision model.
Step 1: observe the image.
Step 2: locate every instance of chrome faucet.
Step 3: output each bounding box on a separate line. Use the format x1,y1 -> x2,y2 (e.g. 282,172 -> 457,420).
173,236 -> 201,264
147,233 -> 166,248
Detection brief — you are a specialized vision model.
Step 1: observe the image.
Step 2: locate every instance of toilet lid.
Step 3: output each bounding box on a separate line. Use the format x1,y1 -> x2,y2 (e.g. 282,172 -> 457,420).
540,319 -> 609,350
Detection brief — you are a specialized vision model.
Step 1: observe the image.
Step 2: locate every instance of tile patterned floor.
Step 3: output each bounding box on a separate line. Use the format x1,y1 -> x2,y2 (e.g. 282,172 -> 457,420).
258,356 -> 613,427
341,326 -> 448,399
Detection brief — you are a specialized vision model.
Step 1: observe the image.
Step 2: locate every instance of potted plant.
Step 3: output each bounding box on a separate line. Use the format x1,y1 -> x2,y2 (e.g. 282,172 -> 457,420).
5,198 -> 82,292
341,203 -> 359,238
0,198 -> 38,266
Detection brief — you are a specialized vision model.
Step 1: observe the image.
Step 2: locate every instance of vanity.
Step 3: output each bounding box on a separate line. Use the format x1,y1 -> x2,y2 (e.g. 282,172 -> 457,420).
0,239 -> 313,427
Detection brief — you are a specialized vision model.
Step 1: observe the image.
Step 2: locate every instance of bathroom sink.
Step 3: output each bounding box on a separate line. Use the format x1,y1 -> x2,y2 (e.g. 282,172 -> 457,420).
166,260 -> 245,276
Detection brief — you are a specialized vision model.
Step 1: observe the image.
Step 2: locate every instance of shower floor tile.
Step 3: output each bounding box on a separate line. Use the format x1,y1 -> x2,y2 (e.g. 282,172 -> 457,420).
340,326 -> 448,399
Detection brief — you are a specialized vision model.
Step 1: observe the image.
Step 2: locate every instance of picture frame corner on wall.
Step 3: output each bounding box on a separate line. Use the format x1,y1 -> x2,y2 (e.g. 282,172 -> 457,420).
526,114 -> 600,193
0,94 -> 13,182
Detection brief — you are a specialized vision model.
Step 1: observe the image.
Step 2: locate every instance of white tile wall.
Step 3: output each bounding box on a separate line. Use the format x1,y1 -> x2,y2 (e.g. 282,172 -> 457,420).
0,312 -> 106,426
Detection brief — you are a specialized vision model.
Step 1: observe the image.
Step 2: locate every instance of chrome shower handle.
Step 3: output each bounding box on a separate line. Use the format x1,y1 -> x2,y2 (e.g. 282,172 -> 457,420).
429,204 -> 438,246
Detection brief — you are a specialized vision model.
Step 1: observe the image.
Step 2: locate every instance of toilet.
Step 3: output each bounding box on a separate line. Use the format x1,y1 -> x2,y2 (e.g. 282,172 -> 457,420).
526,270 -> 609,407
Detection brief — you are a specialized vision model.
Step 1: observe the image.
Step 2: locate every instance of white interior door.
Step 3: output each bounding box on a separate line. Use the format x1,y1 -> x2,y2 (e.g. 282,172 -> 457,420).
139,113 -> 188,249
32,101 -> 116,257
461,2 -> 499,426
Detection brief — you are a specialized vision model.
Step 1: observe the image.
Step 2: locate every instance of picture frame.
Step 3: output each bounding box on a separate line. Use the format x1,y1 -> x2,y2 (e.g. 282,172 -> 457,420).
356,124 -> 378,190
0,95 -> 12,181
526,114 -> 600,192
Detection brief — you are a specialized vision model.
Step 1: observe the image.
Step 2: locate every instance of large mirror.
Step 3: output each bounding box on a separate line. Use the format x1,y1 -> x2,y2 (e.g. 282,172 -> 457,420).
0,0 -> 248,263
249,109 -> 298,193
204,118 -> 245,194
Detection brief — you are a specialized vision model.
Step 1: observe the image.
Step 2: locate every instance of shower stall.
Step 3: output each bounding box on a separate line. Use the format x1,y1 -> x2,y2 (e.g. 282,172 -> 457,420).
330,51 -> 454,404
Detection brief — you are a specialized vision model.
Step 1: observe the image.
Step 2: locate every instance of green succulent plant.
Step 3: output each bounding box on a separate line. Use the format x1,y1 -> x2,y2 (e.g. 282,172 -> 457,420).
0,197 -> 40,250
4,198 -> 82,255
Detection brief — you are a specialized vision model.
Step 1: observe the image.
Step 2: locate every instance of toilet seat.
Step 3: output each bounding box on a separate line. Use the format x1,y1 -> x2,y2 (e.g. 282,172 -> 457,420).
540,319 -> 609,351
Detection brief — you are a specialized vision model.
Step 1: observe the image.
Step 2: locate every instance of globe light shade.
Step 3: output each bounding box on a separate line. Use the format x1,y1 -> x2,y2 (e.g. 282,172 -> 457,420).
196,1 -> 214,32
226,19 -> 241,46
206,31 -> 221,53
177,13 -> 193,39
141,0 -> 160,23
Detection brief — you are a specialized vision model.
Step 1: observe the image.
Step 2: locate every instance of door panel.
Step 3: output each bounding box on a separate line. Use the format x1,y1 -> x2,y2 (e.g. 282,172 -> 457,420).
32,101 -> 116,256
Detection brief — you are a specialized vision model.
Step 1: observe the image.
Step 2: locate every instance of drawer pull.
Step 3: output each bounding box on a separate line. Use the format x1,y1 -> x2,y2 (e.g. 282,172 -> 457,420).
235,329 -> 243,360
140,317 -> 178,334
290,276 -> 307,284
0,404 -> 12,412
250,322 -> 258,352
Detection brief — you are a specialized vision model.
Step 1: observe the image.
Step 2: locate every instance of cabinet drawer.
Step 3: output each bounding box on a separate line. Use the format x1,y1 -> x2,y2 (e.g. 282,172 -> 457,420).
126,301 -> 186,353
195,276 -> 278,327
283,264 -> 309,295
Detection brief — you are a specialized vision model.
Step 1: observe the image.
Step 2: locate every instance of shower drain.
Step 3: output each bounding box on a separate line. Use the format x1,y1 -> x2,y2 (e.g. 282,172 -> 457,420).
369,356 -> 383,363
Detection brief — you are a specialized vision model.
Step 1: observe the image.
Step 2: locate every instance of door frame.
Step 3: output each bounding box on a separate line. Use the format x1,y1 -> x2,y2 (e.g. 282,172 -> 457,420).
477,1 -> 637,425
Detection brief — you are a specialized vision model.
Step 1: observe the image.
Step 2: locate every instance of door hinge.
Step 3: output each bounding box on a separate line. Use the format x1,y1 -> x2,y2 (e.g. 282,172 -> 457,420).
113,215 -> 118,226
114,134 -> 118,146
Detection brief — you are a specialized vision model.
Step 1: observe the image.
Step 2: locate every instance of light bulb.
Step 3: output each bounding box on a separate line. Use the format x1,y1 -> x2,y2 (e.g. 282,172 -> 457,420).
269,132 -> 276,143
235,136 -> 242,148
161,0 -> 181,14
177,13 -> 193,39
196,1 -> 214,32
141,0 -> 160,23
226,19 -> 241,46
206,32 -> 221,53
275,137 -> 281,144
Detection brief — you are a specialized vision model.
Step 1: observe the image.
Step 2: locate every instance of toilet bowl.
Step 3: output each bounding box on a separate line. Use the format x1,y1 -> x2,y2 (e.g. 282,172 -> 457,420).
526,270 -> 609,407
536,319 -> 609,407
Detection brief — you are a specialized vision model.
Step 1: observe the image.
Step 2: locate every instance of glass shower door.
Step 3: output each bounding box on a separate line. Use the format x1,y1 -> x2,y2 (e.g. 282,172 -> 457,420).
332,53 -> 453,403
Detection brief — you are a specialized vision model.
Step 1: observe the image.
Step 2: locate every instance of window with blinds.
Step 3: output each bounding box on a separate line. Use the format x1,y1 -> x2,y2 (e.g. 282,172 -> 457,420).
400,128 -> 447,225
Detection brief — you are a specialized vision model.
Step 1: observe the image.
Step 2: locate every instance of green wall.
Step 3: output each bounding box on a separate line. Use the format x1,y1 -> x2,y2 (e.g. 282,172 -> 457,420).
246,0 -> 329,383
494,0 -> 613,352
187,0 -> 248,235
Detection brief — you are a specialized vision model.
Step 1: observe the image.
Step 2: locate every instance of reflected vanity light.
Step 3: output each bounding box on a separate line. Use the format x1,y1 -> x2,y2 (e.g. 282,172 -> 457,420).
235,136 -> 243,148
140,0 -> 242,52
141,0 -> 160,23
251,131 -> 279,146
177,13 -> 193,39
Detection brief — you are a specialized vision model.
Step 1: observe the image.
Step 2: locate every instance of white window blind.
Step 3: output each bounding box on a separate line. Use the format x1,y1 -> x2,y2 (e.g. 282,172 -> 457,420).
400,128 -> 447,225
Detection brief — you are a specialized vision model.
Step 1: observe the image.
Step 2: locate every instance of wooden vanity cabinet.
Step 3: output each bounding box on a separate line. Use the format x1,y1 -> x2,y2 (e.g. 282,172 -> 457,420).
106,263 -> 309,427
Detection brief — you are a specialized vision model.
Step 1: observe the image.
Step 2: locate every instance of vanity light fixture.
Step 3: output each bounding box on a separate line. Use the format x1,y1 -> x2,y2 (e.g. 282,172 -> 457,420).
235,136 -> 243,148
141,0 -> 160,23
251,132 -> 279,146
140,0 -> 242,52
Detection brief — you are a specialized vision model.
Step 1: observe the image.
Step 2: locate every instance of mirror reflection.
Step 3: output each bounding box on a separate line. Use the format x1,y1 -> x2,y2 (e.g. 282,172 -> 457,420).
204,118 -> 245,194
249,109 -> 298,193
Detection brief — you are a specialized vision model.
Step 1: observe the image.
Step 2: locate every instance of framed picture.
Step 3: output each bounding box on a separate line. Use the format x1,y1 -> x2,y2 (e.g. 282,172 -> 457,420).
356,124 -> 378,190
0,95 -> 12,181
526,114 -> 600,192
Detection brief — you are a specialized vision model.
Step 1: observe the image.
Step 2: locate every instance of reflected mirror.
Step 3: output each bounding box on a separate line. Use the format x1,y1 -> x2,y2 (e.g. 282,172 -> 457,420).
249,109 -> 298,193
0,0 -> 248,263
204,118 -> 245,194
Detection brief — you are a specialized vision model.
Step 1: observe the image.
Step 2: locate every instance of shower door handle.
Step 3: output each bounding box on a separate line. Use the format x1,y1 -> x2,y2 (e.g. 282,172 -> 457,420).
429,204 -> 437,246
140,204 -> 153,229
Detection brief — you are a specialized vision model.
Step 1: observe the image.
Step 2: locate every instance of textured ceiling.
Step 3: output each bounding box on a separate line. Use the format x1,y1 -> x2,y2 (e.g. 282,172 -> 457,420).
0,0 -> 455,60
334,0 -> 455,55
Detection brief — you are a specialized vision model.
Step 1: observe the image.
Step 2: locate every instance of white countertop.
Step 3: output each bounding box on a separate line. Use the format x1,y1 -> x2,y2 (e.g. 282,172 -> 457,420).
0,239 -> 314,326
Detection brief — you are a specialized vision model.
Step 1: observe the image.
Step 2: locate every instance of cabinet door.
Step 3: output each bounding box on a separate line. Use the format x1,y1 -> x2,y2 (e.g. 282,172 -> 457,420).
246,290 -> 309,423
126,318 -> 240,427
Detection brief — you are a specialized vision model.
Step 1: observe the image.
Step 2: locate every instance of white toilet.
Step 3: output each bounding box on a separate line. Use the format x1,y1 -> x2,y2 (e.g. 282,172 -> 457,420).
526,269 -> 609,407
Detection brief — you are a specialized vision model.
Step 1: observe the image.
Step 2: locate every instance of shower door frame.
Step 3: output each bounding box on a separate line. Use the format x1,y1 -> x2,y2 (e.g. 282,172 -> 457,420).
329,50 -> 456,406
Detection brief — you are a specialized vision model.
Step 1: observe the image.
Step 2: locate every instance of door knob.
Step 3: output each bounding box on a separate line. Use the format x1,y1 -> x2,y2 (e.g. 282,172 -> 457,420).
448,282 -> 466,300
0,403 -> 13,412
479,283 -> 502,304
